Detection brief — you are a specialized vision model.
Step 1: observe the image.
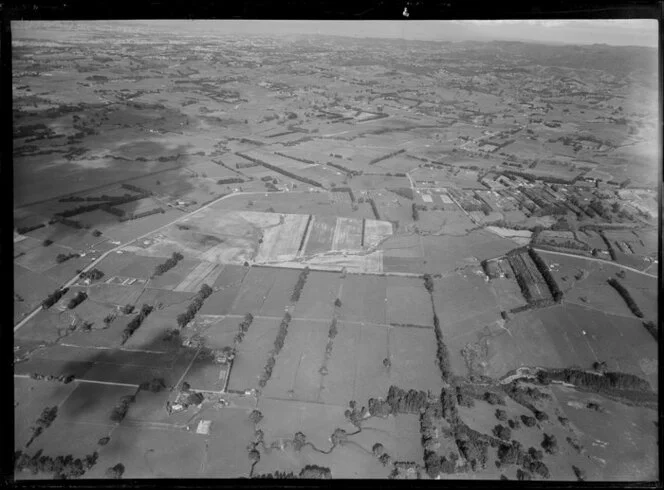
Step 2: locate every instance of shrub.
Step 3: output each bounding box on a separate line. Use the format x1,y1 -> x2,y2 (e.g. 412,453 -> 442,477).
67,291 -> 88,309
372,443 -> 385,457
43,239 -> 54,247
110,395 -> 135,423
423,274 -> 434,293
293,432 -> 307,452
495,409 -> 508,421
521,415 -> 537,427
492,424 -> 512,441
484,391 -> 506,405
105,463 -> 125,479
516,468 -> 532,480
249,410 -> 263,425
541,433 -> 558,454
572,465 -> 586,481
334,297 -> 342,307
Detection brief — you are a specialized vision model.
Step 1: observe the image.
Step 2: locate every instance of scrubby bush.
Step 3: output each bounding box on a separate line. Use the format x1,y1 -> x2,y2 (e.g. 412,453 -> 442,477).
495,409 -> 508,422
105,463 -> 125,479
521,415 -> 537,427
492,424 -> 512,441
484,391 -> 506,405
541,433 -> 558,455
110,395 -> 135,423
248,410 -> 263,425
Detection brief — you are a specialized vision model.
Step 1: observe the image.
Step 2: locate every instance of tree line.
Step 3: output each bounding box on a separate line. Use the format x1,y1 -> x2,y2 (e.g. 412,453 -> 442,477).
607,278 -> 643,318
176,283 -> 214,328
153,252 -> 184,277
258,312 -> 292,388
121,303 -> 154,344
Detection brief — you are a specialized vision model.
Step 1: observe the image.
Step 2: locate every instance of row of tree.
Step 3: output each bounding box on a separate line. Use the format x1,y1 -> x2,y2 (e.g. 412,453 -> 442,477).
42,287 -> 69,309
217,178 -> 244,185
432,314 -> 453,383
368,198 -> 381,220
527,248 -> 563,302
17,223 -> 45,234
175,284 -> 214,328
290,267 -> 310,302
153,252 -> 184,277
258,312 -> 292,388
326,161 -> 361,177
118,207 -> 165,222
110,394 -> 136,423
607,278 -> 644,318
79,268 -> 104,281
238,153 -> 323,188
14,449 -> 99,479
56,252 -> 80,264
233,313 -> 255,345
368,149 -> 406,165
121,303 -> 154,344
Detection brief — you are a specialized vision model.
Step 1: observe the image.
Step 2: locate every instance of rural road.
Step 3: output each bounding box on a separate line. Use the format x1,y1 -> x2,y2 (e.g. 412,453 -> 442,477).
534,248 -> 658,278
13,190 -> 281,333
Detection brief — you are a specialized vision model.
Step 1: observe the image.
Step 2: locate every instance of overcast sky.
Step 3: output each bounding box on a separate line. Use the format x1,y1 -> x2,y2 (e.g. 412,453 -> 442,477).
14,20 -> 658,48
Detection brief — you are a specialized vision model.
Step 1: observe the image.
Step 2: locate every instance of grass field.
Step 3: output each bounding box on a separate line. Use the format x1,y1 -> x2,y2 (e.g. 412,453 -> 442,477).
261,319 -> 330,402
227,317 -> 281,392
339,275 -> 387,325
385,276 -> 433,326
229,267 -> 299,316
292,270 -> 341,320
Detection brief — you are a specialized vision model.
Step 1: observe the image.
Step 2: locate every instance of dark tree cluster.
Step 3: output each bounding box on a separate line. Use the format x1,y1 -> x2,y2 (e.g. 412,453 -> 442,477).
456,384 -> 475,408
290,267 -> 310,302
483,391 -> 506,405
122,303 -> 154,344
15,449 -> 99,479
527,248 -> 563,302
139,378 -> 166,393
423,450 -> 456,478
386,385 -> 429,415
56,252 -> 80,264
521,415 -> 537,427
67,291 -> 88,309
454,427 -> 490,472
79,268 -> 104,281
41,287 -> 69,309
153,252 -> 185,277
234,313 -> 254,345
29,372 -> 75,383
541,433 -> 558,455
495,409 -> 508,422
607,278 -> 644,318
175,283 -> 213,328
110,394 -> 136,423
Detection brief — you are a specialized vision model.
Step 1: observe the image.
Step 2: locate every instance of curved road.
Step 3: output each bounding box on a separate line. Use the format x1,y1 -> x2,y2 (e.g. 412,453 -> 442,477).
14,190 -> 291,333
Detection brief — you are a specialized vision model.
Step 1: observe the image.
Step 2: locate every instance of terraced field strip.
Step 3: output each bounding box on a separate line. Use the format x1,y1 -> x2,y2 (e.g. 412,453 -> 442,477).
331,217 -> 362,251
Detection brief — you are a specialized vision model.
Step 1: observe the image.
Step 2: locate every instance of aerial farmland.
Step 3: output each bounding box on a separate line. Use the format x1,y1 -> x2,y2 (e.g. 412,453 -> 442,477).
13,20 -> 658,482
